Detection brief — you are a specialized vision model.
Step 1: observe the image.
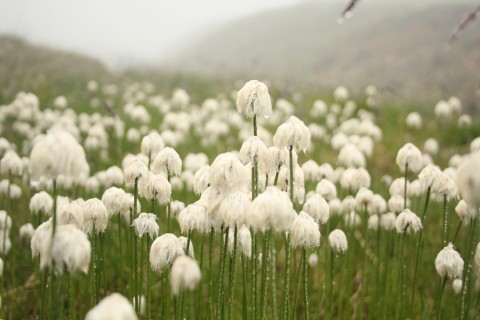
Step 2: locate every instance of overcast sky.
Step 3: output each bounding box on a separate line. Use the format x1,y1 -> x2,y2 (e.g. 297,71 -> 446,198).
0,0 -> 308,67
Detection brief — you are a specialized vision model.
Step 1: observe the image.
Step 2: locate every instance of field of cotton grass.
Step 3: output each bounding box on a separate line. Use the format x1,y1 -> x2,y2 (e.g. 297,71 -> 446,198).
0,78 -> 480,320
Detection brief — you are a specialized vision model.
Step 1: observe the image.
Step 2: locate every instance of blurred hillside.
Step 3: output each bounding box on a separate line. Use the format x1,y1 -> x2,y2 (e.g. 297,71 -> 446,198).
0,35 -> 107,103
165,1 -> 480,109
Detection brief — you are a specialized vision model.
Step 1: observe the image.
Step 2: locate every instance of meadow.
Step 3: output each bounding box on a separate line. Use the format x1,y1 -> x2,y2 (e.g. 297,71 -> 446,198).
0,73 -> 480,320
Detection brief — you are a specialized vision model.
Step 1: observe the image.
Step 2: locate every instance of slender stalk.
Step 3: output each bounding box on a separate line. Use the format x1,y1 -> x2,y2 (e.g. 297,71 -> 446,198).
197,233 -> 205,315
259,231 -> 270,319
431,277 -> 447,319
166,172 -> 172,232
328,251 -> 334,320
92,226 -> 98,305
452,220 -> 462,245
253,114 -> 257,136
283,233 -> 292,320
302,248 -> 309,320
242,255 -> 248,320
291,257 -> 303,320
133,177 -> 139,313
409,187 -> 431,315
271,238 -> 278,320
403,164 -> 408,209
146,237 -> 151,320
117,214 -> 122,260
99,232 -> 106,294
186,230 -> 192,256
442,195 -> 448,247
208,228 -> 214,319
40,269 -> 48,320
227,226 -> 238,320
219,227 -> 229,320
461,216 -> 479,320
69,274 -> 74,320
252,230 -> 257,320
395,232 -> 407,318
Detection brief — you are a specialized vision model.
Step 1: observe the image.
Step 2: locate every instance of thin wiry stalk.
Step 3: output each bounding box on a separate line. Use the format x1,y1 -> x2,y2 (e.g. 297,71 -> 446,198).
259,231 -> 270,319
328,250 -> 334,320
133,177 -> 139,314
186,230 -> 192,257
208,228 -> 214,319
302,248 -> 309,320
92,226 -> 98,305
99,233 -> 106,294
449,5 -> 480,43
271,237 -> 278,320
117,214 -> 122,262
40,269 -> 48,320
409,187 -> 431,315
442,195 -> 448,247
146,237 -> 151,320
461,216 -> 479,320
394,232 -> 407,318
227,226 -> 238,320
196,233 -> 205,315
242,255 -> 248,320
340,0 -> 360,18
166,172 -> 172,232
431,277 -> 447,319
403,164 -> 408,210
283,145 -> 294,320
219,227 -> 229,320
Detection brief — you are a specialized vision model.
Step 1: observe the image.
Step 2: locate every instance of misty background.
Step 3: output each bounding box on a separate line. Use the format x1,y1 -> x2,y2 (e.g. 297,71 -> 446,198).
0,0 -> 479,107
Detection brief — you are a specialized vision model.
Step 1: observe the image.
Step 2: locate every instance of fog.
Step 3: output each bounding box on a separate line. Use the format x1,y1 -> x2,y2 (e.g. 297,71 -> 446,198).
0,0 -> 308,68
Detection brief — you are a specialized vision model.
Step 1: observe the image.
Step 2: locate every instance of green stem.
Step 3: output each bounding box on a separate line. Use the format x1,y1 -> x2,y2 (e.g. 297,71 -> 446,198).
146,238 -> 151,320
403,164 -> 408,209
40,269 -> 48,320
452,220 -> 462,245
242,255 -> 248,320
208,228 -> 214,319
117,214 -> 122,262
442,195 -> 448,247
133,178 -> 139,313
100,233 -> 106,295
259,231 -> 270,319
302,248 -> 309,320
395,232 -> 407,318
283,233 -> 292,320
271,237 -> 278,320
252,230 -> 257,320
93,227 -> 98,305
167,173 -> 171,232
431,277 -> 447,319
253,115 -> 257,136
328,251 -> 334,320
227,226 -> 238,320
186,230 -> 192,256
461,216 -> 479,320
409,187 -> 431,316
219,227 -> 229,320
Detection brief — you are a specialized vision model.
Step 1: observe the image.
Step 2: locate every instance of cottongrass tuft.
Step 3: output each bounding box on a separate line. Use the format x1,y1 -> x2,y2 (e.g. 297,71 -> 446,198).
85,293 -> 138,320
170,255 -> 202,296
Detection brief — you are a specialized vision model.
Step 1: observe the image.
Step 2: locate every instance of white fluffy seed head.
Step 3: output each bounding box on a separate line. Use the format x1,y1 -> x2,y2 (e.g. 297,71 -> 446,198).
138,172 -> 172,204
170,255 -> 201,296
52,224 -> 91,274
150,233 -> 184,272
29,130 -> 90,182
435,243 -> 464,279
178,202 -> 210,234
56,197 -> 84,228
31,218 -> 53,269
0,150 -> 23,176
101,187 -> 127,218
368,215 -> 380,230
82,198 -> 108,234
291,211 -> 321,248
380,212 -> 397,231
123,158 -> 149,187
431,171 -> 458,202
152,147 -> 182,177
396,143 -> 423,173
193,165 -> 210,195
302,194 -> 329,224
455,200 -> 477,223
453,278 -> 463,295
209,153 -> 246,193
388,195 -> 405,213
418,164 -> 442,192
367,194 -> 387,215
141,132 -> 164,161
457,152 -> 480,208
308,253 -> 319,267
85,293 -> 137,320
218,192 -> 251,228
273,116 -> 311,152
228,225 -> 252,258
355,188 -> 374,210
337,144 -> 366,168
236,80 -> 272,118
19,223 -> 35,241
29,191 -> 53,216
315,180 -> 337,201
405,112 -> 422,129
178,236 -> 195,258
395,209 -> 422,234
328,229 -> 348,253
239,136 -> 267,168
247,187 -> 293,232
132,213 -> 159,239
